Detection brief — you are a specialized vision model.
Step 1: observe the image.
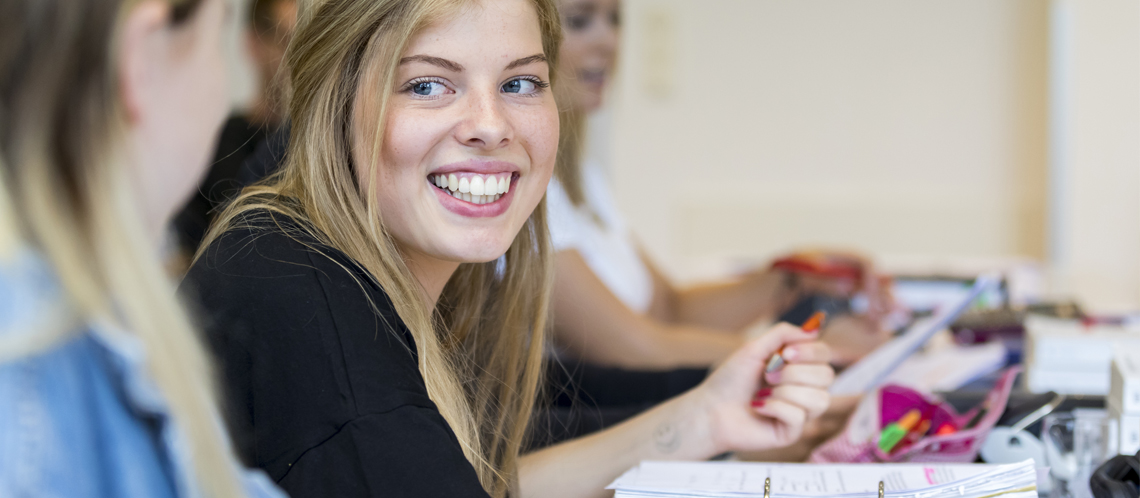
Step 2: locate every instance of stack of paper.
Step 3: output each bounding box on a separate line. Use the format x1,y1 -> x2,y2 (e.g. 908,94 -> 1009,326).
606,459 -> 1037,498
1024,316 -> 1140,395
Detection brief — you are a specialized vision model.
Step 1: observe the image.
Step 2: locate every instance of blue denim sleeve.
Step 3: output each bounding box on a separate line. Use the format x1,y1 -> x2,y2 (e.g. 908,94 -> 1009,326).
0,335 -> 178,498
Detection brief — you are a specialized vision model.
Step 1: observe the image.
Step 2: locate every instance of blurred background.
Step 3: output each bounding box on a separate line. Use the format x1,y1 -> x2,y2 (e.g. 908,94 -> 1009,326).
223,0 -> 1139,312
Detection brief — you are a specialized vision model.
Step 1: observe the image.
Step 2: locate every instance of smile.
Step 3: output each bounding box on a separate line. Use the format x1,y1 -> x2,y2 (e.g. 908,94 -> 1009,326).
429,172 -> 512,205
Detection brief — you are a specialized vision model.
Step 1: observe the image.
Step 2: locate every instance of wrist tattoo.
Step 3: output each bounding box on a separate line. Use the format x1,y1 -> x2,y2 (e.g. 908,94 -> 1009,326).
653,422 -> 682,454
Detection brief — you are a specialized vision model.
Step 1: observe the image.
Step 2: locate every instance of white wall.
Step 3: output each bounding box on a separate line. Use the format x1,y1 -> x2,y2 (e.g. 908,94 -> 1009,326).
603,0 -> 1070,287
1047,0 -> 1140,311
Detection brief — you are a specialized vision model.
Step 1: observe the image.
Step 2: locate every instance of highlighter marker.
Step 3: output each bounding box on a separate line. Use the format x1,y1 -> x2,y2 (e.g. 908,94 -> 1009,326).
765,311 -> 826,373
878,409 -> 922,454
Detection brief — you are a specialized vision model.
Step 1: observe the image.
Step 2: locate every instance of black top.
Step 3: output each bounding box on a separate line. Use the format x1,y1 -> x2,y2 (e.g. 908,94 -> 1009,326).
180,211 -> 490,498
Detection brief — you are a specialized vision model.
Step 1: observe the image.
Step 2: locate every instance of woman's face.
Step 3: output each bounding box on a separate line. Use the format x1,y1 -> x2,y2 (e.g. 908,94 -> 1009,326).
354,0 -> 558,266
557,0 -> 620,112
125,0 -> 231,236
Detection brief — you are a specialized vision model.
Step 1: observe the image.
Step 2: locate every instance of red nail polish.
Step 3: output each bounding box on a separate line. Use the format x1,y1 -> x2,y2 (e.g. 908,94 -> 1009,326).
753,388 -> 772,399
750,399 -> 766,408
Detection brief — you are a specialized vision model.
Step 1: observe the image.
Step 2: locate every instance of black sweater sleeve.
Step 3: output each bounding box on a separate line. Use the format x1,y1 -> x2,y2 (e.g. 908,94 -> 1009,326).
180,214 -> 490,498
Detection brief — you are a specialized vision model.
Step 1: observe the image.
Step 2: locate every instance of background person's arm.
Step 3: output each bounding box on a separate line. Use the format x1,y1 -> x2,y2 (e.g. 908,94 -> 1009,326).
642,245 -> 893,331
641,246 -> 799,331
519,324 -> 833,498
553,250 -> 744,369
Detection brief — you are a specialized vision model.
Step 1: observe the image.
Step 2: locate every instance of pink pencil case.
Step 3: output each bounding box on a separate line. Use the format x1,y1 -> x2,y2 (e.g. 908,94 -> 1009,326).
810,367 -> 1020,463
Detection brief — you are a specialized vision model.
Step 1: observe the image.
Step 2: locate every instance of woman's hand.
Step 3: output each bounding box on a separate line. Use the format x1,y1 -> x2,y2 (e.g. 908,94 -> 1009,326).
771,249 -> 896,321
695,323 -> 834,455
736,395 -> 860,462
518,324 -> 834,498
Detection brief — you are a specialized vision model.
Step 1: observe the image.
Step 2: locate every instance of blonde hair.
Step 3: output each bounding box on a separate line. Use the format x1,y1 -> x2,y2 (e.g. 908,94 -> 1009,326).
199,0 -> 561,495
0,1 -> 246,497
553,78 -> 589,206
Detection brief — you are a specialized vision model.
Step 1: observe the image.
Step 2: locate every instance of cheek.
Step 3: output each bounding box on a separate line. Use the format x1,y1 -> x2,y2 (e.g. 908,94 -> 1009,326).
526,105 -> 560,176
379,112 -> 430,181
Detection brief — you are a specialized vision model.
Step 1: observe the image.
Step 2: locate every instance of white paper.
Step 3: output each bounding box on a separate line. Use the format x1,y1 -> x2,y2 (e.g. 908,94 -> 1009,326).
829,274 -> 1001,396
884,342 -> 1007,393
608,459 -> 1037,498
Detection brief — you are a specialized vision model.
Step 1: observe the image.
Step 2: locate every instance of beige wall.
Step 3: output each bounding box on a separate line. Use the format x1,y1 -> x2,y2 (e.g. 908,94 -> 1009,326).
601,1 -> 1133,301
1047,0 -> 1140,311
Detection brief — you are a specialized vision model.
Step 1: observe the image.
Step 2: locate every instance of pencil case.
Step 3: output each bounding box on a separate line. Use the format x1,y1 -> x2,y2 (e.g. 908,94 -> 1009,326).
809,366 -> 1020,464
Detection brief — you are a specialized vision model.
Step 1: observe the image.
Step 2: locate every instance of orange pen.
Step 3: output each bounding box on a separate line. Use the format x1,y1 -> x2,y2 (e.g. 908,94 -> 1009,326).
765,311 -> 826,373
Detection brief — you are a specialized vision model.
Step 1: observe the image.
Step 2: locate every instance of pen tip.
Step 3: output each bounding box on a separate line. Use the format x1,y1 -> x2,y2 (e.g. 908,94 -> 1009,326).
802,311 -> 827,332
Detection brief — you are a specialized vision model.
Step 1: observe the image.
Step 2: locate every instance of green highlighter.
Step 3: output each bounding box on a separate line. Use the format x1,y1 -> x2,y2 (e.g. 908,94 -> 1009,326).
878,409 -> 921,453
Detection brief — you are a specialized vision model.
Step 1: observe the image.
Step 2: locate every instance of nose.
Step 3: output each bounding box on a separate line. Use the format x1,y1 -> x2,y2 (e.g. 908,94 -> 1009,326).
595,21 -> 619,56
457,87 -> 513,151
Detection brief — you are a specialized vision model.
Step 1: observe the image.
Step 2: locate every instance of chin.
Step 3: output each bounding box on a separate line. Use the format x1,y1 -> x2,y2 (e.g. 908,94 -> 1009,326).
441,238 -> 515,264
577,94 -> 604,114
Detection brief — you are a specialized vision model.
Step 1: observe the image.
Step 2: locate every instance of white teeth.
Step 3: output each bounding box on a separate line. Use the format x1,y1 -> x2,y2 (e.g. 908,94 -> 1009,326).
435,174 -> 510,203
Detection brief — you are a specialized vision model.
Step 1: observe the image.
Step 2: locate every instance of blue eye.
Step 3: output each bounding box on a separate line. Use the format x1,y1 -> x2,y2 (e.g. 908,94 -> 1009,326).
410,80 -> 447,96
502,78 -> 545,95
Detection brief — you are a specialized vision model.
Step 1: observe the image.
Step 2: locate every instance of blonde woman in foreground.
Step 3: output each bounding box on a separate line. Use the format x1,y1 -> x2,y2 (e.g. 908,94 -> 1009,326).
0,0 -> 283,496
181,0 -> 833,496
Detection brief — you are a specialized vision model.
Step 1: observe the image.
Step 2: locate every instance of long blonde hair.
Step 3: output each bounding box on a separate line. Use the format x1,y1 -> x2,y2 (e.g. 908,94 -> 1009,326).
554,79 -> 589,206
200,0 -> 561,495
0,0 -> 245,497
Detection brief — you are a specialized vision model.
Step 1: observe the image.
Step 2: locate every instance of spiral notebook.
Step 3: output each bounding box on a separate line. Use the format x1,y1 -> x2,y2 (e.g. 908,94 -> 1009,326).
606,459 -> 1037,498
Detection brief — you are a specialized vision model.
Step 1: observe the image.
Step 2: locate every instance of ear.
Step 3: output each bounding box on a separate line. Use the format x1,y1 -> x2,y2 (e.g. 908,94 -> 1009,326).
118,0 -> 171,124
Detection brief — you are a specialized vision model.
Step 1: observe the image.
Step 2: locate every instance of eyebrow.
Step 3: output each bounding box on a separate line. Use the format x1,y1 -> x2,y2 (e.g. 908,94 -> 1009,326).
399,55 -> 464,72
506,54 -> 548,70
398,53 -> 548,72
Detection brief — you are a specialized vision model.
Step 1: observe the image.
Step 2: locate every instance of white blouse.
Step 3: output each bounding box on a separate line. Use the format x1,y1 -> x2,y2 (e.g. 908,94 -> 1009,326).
546,161 -> 654,314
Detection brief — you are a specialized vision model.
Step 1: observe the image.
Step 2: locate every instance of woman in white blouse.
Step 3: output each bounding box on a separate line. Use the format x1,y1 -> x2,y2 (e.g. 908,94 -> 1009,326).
547,0 -> 892,371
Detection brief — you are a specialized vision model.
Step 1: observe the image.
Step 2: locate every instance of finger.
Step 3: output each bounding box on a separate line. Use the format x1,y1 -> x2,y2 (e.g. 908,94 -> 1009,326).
744,322 -> 820,362
765,385 -> 831,420
766,363 -> 835,389
750,398 -> 807,440
775,341 -> 831,365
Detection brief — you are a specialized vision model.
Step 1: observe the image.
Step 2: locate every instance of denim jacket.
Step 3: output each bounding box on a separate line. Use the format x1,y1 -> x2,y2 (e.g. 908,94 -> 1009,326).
0,250 -> 286,498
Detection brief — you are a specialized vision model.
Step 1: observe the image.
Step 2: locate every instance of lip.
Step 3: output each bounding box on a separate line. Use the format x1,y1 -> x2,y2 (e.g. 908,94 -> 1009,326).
579,69 -> 607,87
430,174 -> 519,218
430,159 -> 519,176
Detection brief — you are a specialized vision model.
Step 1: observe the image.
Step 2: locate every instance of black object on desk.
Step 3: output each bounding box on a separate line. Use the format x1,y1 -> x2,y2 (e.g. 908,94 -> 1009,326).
1091,451 -> 1140,498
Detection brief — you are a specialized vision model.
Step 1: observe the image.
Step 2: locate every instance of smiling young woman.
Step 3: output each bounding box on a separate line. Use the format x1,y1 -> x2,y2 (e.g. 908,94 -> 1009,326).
182,0 -> 833,497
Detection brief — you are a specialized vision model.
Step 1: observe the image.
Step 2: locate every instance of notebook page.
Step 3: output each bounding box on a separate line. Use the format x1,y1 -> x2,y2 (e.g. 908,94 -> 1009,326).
607,460 -> 1037,498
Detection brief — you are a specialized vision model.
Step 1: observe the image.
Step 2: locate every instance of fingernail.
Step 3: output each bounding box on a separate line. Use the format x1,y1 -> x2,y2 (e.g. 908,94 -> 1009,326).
753,388 -> 772,399
781,348 -> 797,362
750,399 -> 766,408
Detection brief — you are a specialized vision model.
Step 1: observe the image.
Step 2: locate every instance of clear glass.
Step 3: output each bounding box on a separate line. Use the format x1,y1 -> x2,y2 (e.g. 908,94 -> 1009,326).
1043,409 -> 1114,498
